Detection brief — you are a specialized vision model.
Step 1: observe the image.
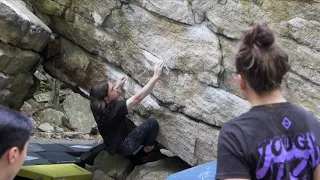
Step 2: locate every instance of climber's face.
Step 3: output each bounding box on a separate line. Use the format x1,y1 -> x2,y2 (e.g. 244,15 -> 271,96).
104,82 -> 120,103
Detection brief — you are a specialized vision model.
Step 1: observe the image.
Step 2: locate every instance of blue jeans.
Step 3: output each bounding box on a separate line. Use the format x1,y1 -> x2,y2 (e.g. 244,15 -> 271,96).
117,118 -> 159,156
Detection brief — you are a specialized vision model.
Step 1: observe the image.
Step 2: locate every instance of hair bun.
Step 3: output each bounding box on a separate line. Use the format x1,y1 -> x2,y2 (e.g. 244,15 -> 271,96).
243,21 -> 275,48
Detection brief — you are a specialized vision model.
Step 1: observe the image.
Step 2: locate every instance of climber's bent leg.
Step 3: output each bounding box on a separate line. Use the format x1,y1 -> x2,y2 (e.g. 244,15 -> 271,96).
117,117 -> 159,156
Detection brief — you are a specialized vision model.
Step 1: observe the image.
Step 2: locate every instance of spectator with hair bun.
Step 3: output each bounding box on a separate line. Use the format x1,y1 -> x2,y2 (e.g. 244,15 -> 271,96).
216,21 -> 320,180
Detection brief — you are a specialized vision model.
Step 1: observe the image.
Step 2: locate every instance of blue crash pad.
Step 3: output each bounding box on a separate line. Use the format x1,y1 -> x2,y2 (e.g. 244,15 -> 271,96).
167,161 -> 217,180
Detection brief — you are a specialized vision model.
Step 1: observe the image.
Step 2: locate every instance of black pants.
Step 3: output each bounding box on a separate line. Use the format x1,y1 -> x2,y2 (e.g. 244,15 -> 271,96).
117,118 -> 159,156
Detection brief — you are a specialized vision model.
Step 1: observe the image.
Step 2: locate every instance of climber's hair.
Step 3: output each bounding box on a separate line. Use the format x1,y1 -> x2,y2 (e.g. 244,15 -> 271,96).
90,80 -> 116,125
0,106 -> 33,157
235,21 -> 291,95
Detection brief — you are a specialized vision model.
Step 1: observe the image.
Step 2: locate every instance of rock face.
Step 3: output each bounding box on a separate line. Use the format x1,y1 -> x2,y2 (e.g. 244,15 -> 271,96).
0,0 -> 52,51
0,0 -> 52,109
14,0 -> 320,166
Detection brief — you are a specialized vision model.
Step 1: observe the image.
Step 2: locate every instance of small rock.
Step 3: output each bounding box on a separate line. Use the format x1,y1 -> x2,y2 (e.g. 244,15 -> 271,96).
44,73 -> 54,81
21,101 -> 33,113
26,98 -> 40,108
34,92 -> 52,103
52,124 -> 64,133
93,170 -> 109,180
82,134 -> 91,140
38,123 -> 54,132
39,132 -> 53,138
51,134 -> 59,138
160,149 -> 176,157
63,132 -> 85,139
55,127 -> 64,133
55,135 -> 62,139
34,70 -> 48,81
59,89 -> 72,97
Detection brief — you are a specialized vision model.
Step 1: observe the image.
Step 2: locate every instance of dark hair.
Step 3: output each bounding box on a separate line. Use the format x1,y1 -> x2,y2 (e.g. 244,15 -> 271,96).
89,80 -> 116,125
235,21 -> 291,95
0,106 -> 33,157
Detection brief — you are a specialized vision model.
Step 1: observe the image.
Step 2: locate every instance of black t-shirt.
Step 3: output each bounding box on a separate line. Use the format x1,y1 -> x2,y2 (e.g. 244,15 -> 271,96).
216,102 -> 320,180
96,100 -> 128,155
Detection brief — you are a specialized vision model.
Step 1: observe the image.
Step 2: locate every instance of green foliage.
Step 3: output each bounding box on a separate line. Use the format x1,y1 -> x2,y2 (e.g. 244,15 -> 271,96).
39,80 -> 47,88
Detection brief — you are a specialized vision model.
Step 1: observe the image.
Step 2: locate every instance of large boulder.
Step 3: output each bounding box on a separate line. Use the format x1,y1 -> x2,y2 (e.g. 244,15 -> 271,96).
31,0 -> 71,17
0,0 -> 52,52
136,0 -> 195,25
0,42 -> 40,74
286,17 -> 320,51
46,4 -> 222,87
277,38 -> 320,118
53,37 -> 107,90
44,36 -> 248,165
25,0 -> 320,166
0,0 -> 52,109
283,73 -> 320,119
0,42 -> 39,109
0,72 -> 34,109
49,29 -> 250,129
62,92 -> 96,132
193,0 -> 265,39
154,111 -> 221,166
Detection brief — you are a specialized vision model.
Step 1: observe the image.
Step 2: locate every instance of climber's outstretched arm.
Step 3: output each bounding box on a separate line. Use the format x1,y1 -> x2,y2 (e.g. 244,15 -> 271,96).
126,62 -> 164,110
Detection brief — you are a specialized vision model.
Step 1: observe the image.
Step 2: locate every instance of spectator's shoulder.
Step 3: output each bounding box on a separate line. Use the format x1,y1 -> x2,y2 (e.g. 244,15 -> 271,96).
221,110 -> 258,137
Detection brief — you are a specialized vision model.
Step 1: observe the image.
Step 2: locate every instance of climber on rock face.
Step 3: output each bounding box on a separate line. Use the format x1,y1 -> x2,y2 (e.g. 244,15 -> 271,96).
89,62 -> 165,157
216,21 -> 320,180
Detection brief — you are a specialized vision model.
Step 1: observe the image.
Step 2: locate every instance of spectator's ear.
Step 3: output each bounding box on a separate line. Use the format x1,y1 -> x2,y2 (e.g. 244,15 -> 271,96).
236,74 -> 246,90
8,147 -> 19,164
